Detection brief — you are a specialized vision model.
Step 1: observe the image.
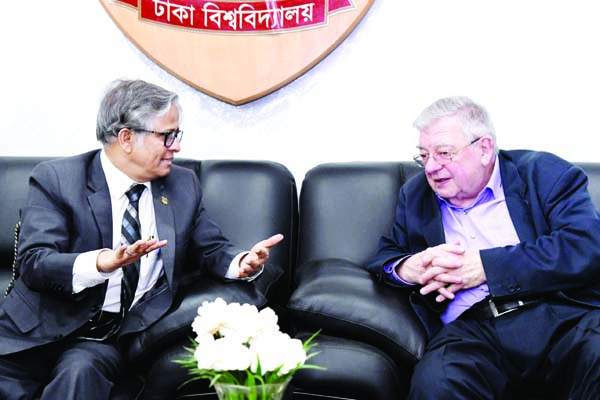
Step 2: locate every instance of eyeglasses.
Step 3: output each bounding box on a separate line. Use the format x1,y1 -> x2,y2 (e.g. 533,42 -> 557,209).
133,128 -> 184,147
413,137 -> 482,168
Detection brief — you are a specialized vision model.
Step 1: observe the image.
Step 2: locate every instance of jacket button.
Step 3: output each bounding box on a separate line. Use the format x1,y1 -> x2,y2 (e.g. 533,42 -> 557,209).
91,304 -> 100,312
53,334 -> 63,340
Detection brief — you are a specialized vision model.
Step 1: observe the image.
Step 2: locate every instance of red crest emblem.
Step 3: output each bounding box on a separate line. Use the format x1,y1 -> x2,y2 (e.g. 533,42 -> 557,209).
100,0 -> 374,105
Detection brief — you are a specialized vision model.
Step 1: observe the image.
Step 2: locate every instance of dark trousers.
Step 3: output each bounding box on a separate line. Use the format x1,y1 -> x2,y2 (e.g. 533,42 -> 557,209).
409,300 -> 600,400
0,336 -> 123,400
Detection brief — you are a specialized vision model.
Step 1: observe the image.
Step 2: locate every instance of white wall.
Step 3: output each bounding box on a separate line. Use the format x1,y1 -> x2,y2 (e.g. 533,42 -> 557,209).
2,1 -> 599,187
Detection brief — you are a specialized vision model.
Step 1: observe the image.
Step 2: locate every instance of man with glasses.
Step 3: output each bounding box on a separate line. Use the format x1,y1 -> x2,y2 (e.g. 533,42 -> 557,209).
367,96 -> 600,398
0,79 -> 283,399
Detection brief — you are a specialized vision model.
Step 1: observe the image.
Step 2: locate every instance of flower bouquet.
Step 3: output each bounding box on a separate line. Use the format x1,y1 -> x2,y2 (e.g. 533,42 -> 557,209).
175,298 -> 322,400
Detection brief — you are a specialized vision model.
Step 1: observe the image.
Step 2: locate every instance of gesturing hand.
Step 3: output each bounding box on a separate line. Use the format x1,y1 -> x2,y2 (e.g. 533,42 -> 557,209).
96,238 -> 168,273
237,234 -> 284,278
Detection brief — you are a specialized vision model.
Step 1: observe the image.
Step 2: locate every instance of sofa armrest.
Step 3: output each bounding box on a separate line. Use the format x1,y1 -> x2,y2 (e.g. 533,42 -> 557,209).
287,258 -> 426,367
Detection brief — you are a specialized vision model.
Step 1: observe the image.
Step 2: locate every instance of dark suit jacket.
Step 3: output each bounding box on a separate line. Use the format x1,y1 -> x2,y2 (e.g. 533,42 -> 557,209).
367,150 -> 600,340
0,150 -> 241,355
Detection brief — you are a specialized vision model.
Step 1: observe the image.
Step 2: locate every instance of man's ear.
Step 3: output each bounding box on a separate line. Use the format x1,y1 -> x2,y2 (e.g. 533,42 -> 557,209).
479,135 -> 496,165
117,128 -> 135,153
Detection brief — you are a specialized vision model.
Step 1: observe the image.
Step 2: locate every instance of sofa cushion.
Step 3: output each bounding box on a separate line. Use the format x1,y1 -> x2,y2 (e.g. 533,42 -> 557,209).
287,257 -> 426,367
292,332 -> 407,400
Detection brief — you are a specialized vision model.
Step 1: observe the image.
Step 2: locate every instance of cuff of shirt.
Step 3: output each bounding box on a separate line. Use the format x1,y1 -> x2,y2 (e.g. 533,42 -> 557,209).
383,256 -> 414,285
225,252 -> 264,282
72,249 -> 116,293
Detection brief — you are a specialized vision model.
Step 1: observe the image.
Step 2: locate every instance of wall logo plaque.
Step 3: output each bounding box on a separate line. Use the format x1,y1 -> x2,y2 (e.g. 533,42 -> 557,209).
100,0 -> 374,105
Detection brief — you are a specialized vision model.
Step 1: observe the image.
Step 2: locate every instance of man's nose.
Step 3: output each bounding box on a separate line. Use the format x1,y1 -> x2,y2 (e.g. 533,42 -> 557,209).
167,140 -> 181,152
424,157 -> 443,172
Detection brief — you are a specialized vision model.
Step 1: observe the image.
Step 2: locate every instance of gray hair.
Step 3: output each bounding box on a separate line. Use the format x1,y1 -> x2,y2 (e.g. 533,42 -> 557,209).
413,96 -> 497,151
96,79 -> 181,144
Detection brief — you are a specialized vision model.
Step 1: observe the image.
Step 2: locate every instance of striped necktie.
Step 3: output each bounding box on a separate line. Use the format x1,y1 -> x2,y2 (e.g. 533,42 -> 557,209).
120,183 -> 146,314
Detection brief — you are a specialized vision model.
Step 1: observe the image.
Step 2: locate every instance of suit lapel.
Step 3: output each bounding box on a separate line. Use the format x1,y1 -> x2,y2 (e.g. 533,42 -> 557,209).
498,152 -> 537,242
152,180 -> 176,288
421,192 -> 445,246
86,152 -> 113,249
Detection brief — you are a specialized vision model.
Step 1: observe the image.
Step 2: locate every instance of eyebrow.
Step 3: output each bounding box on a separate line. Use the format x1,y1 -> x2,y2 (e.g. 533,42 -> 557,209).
416,144 -> 455,151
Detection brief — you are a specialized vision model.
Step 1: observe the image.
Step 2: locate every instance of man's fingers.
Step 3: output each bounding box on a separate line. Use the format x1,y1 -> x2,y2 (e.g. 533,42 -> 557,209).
420,266 -> 460,284
437,243 -> 465,255
420,280 -> 446,296
123,239 -> 168,260
249,234 -> 284,260
420,274 -> 463,295
435,283 -> 463,302
433,272 -> 463,285
261,234 -> 284,249
240,234 -> 284,278
257,249 -> 269,260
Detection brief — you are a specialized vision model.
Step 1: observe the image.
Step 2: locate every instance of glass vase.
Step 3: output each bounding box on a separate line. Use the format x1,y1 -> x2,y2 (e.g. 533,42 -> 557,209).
214,379 -> 290,400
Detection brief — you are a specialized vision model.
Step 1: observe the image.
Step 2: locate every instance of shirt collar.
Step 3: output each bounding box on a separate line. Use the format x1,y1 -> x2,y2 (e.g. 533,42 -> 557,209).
100,149 -> 151,199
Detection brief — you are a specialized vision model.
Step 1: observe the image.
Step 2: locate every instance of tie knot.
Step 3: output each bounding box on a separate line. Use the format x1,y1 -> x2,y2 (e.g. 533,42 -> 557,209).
125,184 -> 146,203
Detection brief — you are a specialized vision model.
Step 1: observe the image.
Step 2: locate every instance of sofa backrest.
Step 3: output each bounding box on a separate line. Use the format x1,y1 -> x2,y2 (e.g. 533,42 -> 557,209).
196,159 -> 298,305
296,162 -> 420,268
296,161 -> 600,270
0,157 -> 54,289
1,157 -> 598,301
577,163 -> 600,209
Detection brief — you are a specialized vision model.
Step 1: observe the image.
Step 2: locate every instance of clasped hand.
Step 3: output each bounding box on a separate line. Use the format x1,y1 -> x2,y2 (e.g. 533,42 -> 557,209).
399,242 -> 486,302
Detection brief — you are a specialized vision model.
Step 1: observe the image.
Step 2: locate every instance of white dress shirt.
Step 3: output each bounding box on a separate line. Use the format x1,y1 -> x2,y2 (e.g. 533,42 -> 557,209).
72,150 -> 256,313
72,150 -> 163,312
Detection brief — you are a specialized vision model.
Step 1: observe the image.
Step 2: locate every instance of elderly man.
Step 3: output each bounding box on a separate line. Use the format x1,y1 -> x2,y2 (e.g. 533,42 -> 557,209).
0,79 -> 282,399
368,96 -> 600,399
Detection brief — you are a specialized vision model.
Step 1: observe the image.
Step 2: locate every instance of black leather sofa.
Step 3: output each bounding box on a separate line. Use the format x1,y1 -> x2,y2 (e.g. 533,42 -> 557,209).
2,156 -> 600,400
287,161 -> 600,400
0,157 -> 298,400
288,162 -> 422,400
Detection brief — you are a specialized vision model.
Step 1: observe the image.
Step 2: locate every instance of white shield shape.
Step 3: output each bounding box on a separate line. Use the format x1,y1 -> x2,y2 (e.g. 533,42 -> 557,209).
100,0 -> 374,105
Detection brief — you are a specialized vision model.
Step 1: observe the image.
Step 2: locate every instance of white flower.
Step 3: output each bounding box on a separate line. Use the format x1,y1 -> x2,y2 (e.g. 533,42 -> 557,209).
180,297 -> 318,386
256,307 -> 280,336
218,302 -> 262,343
250,332 -> 307,375
194,336 -> 253,371
191,297 -> 229,337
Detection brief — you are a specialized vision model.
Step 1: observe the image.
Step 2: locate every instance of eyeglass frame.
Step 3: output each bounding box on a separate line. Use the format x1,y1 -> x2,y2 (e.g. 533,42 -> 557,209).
413,136 -> 483,168
131,128 -> 184,147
